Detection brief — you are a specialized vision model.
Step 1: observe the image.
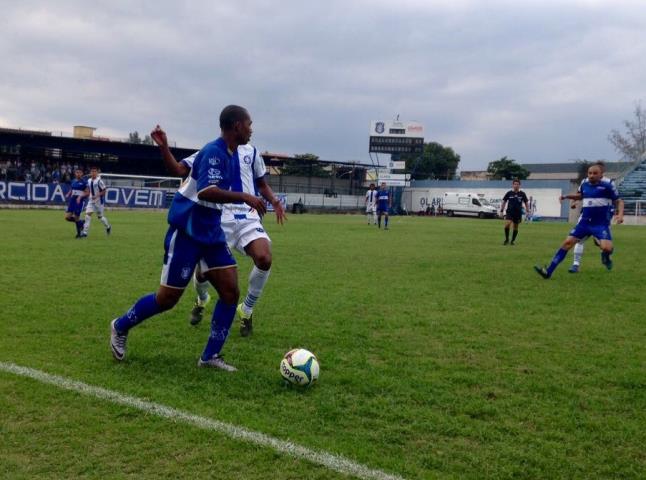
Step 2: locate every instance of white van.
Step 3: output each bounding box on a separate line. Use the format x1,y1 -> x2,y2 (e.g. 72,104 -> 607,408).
442,192 -> 498,219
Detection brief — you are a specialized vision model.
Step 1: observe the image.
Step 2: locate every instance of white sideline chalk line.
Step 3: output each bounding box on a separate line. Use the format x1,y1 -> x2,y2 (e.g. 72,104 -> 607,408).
0,362 -> 405,480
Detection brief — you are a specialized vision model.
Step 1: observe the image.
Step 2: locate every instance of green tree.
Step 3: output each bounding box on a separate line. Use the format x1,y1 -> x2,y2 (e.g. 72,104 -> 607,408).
128,131 -> 142,144
280,153 -> 330,177
400,142 -> 461,180
608,101 -> 646,162
142,134 -> 154,146
487,156 -> 529,180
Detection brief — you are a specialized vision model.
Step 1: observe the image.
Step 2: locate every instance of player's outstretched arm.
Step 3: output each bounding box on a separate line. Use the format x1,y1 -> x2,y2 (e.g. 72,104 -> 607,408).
151,125 -> 189,177
198,187 -> 267,216
560,193 -> 582,202
256,177 -> 286,225
614,199 -> 624,224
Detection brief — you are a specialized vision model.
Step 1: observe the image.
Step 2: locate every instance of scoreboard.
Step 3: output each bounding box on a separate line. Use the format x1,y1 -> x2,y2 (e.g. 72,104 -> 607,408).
369,120 -> 424,154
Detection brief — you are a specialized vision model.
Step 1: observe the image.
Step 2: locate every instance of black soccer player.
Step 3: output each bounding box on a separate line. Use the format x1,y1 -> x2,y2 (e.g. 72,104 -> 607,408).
500,179 -> 529,245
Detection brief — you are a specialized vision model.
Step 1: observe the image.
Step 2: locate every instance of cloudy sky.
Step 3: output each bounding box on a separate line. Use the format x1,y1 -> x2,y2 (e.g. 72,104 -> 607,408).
1,0 -> 645,169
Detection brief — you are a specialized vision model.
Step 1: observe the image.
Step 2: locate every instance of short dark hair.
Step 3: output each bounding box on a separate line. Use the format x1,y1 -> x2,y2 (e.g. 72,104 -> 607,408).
512,178 -> 520,184
90,166 -> 99,171
219,105 -> 249,131
592,160 -> 606,172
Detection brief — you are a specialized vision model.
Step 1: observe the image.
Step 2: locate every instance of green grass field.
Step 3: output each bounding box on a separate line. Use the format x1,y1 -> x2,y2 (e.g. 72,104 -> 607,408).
1,209 -> 645,479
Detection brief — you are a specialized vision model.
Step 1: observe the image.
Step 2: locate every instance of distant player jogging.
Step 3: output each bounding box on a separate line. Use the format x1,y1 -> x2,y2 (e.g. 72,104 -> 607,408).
110,105 -> 268,371
80,166 -> 111,237
150,106 -> 285,336
64,168 -> 88,238
500,179 -> 529,245
534,162 -> 624,279
376,182 -> 391,229
365,183 -> 378,225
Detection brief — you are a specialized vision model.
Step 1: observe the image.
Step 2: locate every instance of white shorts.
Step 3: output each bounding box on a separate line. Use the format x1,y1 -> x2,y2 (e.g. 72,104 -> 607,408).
366,204 -> 376,214
85,201 -> 105,215
221,215 -> 271,255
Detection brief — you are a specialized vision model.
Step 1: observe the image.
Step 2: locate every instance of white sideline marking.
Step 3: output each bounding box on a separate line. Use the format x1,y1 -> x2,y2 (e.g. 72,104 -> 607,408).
0,362 -> 405,480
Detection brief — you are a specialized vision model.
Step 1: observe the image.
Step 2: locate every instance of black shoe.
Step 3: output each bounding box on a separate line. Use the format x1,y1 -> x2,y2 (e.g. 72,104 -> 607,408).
190,303 -> 205,326
106,226 -> 112,236
534,265 -> 551,279
75,233 -> 81,238
238,303 -> 253,337
503,240 -> 509,245
510,241 -> 515,245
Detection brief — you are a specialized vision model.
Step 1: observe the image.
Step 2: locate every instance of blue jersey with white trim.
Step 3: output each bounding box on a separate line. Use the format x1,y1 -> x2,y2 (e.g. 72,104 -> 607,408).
167,137 -> 233,245
182,143 -> 266,219
577,178 -> 619,226
69,178 -> 87,198
377,190 -> 390,210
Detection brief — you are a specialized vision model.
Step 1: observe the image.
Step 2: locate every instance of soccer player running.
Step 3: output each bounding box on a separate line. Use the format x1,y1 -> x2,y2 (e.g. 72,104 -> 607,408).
64,168 -> 88,238
500,179 -> 529,245
80,166 -> 111,237
568,162 -> 614,273
376,182 -> 391,229
110,105 -> 268,371
365,183 -> 378,225
150,105 -> 285,335
534,162 -> 624,279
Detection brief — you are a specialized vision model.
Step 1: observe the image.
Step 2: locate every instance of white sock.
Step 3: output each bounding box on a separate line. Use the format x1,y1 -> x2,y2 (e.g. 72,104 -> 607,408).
99,215 -> 110,228
366,213 -> 371,224
82,215 -> 91,234
242,266 -> 271,314
194,274 -> 210,304
372,211 -> 377,224
573,242 -> 584,266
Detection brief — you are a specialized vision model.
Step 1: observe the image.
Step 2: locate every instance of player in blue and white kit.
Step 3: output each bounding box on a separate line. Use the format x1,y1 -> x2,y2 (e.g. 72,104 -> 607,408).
110,105 -> 267,371
80,166 -> 111,237
150,116 -> 285,335
64,168 -> 88,238
535,162 -> 624,279
376,182 -> 391,229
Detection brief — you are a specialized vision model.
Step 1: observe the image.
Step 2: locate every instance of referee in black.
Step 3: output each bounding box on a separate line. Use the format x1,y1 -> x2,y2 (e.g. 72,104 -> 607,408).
500,179 -> 529,245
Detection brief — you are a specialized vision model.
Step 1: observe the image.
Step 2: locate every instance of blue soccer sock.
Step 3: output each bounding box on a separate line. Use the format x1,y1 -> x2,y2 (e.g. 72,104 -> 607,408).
75,220 -> 84,235
114,293 -> 163,334
201,300 -> 237,361
377,215 -> 382,228
546,248 -> 568,276
385,216 -> 389,228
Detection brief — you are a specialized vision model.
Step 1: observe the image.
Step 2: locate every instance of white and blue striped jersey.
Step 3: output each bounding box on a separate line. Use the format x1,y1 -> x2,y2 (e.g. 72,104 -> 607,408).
365,189 -> 377,207
87,176 -> 106,204
182,143 -> 266,220
168,137 -> 234,245
576,177 -> 619,226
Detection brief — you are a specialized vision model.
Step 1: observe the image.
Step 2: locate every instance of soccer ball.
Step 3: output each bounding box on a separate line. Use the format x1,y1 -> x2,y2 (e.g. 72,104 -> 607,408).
280,348 -> 319,387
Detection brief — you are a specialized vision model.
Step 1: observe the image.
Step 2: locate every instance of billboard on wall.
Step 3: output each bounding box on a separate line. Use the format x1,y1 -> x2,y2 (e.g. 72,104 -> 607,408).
407,187 -> 563,218
0,181 -> 167,208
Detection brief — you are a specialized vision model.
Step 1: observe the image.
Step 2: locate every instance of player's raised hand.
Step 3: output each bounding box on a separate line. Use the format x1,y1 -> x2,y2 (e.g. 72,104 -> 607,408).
150,125 -> 168,149
243,193 -> 267,216
272,199 -> 286,225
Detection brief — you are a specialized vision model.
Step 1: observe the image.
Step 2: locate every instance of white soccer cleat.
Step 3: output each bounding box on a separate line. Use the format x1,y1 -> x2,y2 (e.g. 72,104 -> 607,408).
197,354 -> 237,372
110,319 -> 128,361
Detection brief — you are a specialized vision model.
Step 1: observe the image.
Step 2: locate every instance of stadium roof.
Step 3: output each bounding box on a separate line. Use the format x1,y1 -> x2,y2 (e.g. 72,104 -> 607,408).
521,162 -> 632,173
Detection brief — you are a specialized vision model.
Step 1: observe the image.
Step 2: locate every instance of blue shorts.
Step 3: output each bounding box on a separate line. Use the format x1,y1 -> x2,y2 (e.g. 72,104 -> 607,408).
66,197 -> 84,216
569,222 -> 612,241
160,226 -> 236,289
377,204 -> 389,214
